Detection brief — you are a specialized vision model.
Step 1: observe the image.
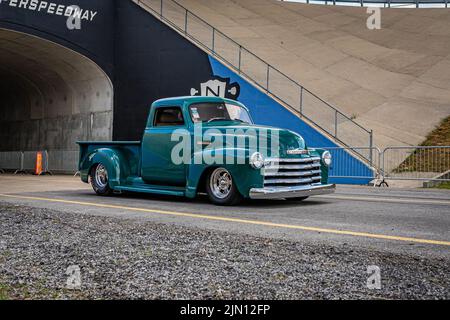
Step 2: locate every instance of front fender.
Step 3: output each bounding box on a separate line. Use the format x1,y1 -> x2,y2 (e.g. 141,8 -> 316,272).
309,148 -> 330,184
186,148 -> 264,198
79,148 -> 124,188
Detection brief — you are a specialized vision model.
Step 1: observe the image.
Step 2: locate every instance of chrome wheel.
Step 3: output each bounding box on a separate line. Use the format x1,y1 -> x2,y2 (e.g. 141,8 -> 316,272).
95,164 -> 108,188
209,168 -> 232,199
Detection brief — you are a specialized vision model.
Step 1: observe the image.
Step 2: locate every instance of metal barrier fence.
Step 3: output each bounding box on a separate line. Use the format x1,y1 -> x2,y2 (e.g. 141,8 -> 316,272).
314,146 -> 450,185
0,150 -> 79,175
22,151 -> 38,172
382,146 -> 450,181
0,152 -> 23,173
47,150 -> 79,174
134,0 -> 374,155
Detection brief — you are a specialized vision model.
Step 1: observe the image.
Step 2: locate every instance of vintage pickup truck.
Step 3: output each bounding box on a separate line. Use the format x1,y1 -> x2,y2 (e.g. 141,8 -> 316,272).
78,96 -> 335,205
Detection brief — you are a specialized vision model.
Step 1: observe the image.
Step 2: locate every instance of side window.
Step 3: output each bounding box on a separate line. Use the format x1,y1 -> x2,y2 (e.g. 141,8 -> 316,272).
154,107 -> 185,127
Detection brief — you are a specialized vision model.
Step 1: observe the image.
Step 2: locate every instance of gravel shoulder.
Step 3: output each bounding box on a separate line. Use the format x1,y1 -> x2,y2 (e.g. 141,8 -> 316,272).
0,204 -> 448,300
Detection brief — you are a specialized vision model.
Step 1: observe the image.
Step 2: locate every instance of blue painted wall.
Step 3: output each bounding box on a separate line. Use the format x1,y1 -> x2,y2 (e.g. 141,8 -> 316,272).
208,56 -> 373,185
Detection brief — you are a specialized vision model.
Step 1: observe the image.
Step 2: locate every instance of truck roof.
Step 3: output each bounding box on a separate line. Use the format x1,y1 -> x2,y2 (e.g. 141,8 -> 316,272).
152,96 -> 247,109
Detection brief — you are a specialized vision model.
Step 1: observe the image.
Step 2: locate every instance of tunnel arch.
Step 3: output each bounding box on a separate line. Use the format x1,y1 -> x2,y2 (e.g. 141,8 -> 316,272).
0,28 -> 113,152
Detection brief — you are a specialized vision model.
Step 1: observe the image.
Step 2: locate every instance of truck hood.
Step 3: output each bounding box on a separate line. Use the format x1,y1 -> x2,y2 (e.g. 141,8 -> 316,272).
197,123 -> 306,156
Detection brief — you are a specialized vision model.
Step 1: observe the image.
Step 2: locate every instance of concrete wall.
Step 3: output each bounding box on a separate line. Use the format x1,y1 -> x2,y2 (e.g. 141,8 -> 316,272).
113,0 -> 214,141
0,29 -> 113,152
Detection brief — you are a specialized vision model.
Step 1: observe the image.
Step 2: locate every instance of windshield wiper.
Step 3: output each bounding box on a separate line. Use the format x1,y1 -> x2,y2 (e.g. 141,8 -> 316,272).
206,118 -> 249,124
206,117 -> 229,123
232,119 -> 249,124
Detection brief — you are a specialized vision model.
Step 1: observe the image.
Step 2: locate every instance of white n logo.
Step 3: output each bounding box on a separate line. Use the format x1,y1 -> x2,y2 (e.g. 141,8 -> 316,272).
206,86 -> 220,97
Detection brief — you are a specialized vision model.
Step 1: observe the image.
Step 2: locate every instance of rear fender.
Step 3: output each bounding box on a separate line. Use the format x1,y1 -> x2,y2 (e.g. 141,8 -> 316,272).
79,148 -> 124,188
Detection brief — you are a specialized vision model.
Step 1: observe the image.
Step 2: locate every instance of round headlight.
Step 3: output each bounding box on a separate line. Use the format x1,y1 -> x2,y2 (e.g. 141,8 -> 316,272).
250,152 -> 265,169
322,151 -> 332,167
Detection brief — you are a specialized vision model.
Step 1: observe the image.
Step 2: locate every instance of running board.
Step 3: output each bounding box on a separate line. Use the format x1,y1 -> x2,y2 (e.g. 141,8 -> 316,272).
114,185 -> 185,197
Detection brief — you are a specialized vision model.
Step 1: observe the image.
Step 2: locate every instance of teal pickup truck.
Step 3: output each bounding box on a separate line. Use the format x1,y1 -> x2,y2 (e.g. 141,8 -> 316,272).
78,96 -> 335,205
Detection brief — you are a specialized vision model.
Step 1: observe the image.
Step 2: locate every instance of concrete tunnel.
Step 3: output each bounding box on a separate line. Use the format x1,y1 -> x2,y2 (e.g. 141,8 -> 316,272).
0,0 -> 223,173
0,28 -> 113,152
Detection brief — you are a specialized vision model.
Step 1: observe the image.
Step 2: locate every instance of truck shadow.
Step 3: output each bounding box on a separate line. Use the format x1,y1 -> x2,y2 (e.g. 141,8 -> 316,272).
242,199 -> 327,208
109,191 -> 328,209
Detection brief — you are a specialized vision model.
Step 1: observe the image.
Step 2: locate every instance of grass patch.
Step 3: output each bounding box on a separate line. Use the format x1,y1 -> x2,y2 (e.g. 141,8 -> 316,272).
394,116 -> 450,174
434,182 -> 450,190
420,116 -> 450,146
0,283 -> 11,300
0,278 -> 78,300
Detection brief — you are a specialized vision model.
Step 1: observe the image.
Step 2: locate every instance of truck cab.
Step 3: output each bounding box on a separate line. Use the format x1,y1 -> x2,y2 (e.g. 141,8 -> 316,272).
78,96 -> 335,205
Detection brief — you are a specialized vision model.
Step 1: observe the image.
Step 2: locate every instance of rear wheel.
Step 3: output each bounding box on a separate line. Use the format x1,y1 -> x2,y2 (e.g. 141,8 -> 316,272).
206,167 -> 242,206
90,163 -> 113,196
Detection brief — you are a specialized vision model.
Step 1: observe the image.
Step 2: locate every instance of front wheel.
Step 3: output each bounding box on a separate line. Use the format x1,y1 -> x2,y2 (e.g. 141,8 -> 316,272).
206,168 -> 242,206
90,163 -> 113,196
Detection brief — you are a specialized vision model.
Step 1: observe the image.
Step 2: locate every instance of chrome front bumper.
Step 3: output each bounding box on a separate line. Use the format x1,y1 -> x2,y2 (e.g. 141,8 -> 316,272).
249,184 -> 336,200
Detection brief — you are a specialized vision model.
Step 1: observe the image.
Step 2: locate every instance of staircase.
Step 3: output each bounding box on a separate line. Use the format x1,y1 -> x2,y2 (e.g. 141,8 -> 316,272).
132,0 -> 374,158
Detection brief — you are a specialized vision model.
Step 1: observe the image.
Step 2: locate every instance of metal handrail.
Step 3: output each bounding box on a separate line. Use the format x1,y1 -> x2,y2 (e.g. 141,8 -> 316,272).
134,0 -> 374,158
280,0 -> 449,8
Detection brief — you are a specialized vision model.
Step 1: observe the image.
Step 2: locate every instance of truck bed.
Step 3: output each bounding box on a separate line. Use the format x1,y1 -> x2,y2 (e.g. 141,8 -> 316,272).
77,141 -> 142,176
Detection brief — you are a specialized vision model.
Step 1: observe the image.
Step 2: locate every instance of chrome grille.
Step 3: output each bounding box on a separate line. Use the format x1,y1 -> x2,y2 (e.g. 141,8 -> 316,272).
263,157 -> 322,187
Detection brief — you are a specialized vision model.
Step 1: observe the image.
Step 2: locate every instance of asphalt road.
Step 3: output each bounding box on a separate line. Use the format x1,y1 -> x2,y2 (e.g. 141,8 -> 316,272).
0,175 -> 449,299
0,175 -> 449,258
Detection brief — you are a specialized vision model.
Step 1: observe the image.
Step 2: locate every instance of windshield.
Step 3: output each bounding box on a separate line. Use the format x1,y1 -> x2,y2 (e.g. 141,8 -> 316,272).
189,102 -> 253,124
